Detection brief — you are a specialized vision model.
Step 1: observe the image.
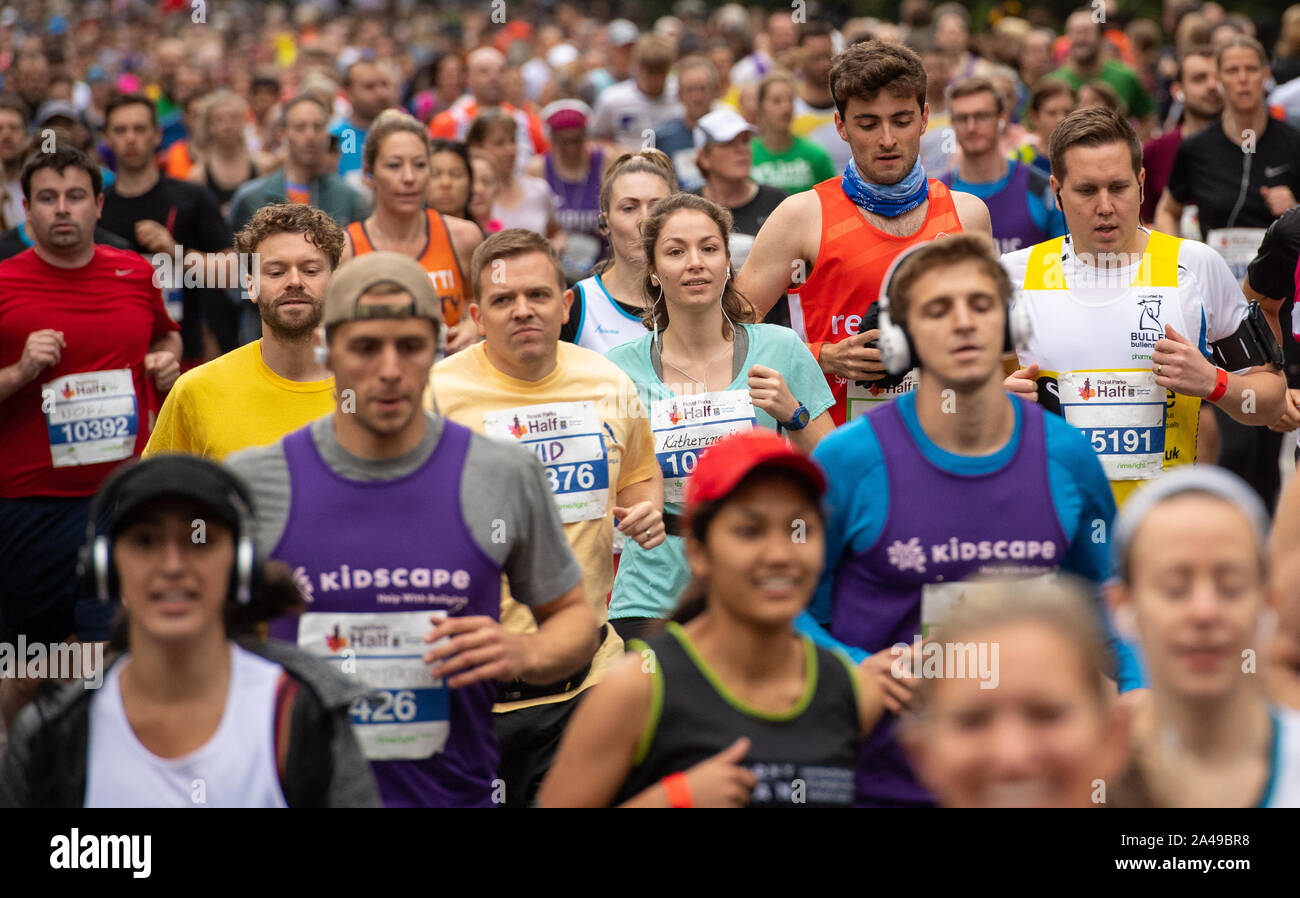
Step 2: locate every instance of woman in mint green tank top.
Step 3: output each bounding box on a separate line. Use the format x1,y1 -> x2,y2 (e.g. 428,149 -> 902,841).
604,194 -> 835,640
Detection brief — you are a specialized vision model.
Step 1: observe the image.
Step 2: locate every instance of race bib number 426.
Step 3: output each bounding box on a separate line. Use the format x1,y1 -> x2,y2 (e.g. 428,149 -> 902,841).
43,369 -> 138,467
298,610 -> 450,762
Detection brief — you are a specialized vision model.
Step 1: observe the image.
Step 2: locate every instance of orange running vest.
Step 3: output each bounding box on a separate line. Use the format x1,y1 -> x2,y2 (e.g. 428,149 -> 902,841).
347,210 -> 469,327
788,177 -> 962,424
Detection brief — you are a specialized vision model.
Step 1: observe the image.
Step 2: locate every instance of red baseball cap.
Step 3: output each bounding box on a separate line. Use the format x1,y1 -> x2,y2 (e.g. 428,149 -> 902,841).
684,430 -> 827,515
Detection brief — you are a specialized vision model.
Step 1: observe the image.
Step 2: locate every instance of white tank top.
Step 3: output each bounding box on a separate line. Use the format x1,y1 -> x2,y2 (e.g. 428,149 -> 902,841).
1264,706 -> 1300,808
85,643 -> 289,808
572,272 -> 648,355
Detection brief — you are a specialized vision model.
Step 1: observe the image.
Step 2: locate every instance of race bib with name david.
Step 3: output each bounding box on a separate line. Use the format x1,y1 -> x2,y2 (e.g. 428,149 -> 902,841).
298,610 -> 450,761
651,390 -> 756,503
847,369 -> 919,421
1057,369 -> 1166,481
44,369 -> 139,468
483,400 -> 610,523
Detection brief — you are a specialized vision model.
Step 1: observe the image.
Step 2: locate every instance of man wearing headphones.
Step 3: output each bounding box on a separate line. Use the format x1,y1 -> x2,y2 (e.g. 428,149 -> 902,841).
1003,106 -> 1287,508
793,233 -> 1137,807
939,76 -> 1066,254
227,252 -> 599,808
1,454 -> 382,807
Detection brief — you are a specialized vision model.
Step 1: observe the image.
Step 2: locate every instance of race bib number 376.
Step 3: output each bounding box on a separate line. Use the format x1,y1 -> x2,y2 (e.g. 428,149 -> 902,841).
483,400 -> 611,523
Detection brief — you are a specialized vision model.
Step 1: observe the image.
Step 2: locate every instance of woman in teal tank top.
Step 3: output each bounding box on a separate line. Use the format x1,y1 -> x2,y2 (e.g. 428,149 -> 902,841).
605,193 -> 835,640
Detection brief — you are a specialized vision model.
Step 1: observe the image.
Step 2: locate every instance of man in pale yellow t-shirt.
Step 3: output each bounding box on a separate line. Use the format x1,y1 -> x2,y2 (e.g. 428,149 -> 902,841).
145,205 -> 344,460
429,229 -> 663,807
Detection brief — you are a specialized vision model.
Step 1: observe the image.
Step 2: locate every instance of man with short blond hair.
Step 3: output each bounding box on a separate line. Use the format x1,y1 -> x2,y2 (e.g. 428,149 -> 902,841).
430,228 -> 662,806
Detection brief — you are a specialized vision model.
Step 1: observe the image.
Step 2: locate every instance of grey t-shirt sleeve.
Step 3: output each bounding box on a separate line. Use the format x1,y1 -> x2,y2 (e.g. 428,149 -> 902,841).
460,432 -> 584,608
225,441 -> 293,553
226,412 -> 582,608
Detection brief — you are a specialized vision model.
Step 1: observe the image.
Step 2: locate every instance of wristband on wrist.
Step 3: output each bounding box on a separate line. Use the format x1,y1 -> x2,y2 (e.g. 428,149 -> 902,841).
662,772 -> 693,808
1207,366 -> 1229,403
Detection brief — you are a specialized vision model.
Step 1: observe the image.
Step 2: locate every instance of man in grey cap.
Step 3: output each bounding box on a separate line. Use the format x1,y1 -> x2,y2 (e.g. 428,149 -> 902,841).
227,251 -> 598,808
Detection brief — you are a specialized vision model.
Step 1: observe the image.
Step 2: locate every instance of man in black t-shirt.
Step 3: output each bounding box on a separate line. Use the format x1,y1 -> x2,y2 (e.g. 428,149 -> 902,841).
1246,207 -> 1300,439
1153,37 -> 1300,512
99,94 -> 236,361
1155,38 -> 1300,250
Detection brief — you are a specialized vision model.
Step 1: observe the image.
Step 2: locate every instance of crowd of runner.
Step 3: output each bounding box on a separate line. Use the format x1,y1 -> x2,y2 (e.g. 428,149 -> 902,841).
2,0 -> 1300,808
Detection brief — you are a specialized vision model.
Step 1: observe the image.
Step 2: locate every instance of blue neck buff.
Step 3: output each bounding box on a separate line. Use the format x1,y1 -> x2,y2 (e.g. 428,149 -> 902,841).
841,156 -> 929,217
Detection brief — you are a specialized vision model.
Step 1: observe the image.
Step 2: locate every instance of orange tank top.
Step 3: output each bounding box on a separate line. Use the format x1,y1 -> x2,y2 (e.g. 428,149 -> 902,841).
788,177 -> 963,425
347,209 -> 469,327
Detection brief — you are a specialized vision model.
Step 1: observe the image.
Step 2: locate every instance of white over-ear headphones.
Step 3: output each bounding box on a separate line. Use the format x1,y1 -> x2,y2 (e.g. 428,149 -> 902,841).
877,240 -> 1033,376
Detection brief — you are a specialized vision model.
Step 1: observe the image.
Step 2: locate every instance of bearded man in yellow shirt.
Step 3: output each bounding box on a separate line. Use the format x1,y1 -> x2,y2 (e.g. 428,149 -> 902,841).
144,205 -> 343,460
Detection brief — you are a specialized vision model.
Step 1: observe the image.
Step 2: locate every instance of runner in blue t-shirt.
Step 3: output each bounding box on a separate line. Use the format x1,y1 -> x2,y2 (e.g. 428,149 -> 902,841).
794,233 -> 1144,807
606,193 -> 834,641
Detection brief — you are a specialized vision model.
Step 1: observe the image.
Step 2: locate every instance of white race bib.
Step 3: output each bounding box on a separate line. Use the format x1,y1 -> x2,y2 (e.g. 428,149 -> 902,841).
651,390 -> 756,503
1205,228 -> 1268,283
298,610 -> 449,761
921,572 -> 1058,639
1057,369 -> 1166,481
483,400 -> 610,523
43,369 -> 138,468
846,369 -> 919,421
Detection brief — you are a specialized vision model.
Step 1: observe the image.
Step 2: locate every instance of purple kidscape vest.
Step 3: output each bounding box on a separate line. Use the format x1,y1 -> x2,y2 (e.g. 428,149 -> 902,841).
268,420 -> 503,808
942,161 -> 1048,254
546,147 -> 604,238
832,396 -> 1068,807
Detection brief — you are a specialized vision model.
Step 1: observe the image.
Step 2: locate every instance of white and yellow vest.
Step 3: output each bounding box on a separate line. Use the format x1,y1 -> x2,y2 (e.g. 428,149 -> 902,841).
1015,231 -> 1200,507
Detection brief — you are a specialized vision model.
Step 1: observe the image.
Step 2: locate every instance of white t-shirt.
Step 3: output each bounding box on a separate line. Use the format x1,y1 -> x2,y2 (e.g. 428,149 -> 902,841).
85,643 -> 289,808
1001,230 -> 1249,358
1266,706 -> 1300,807
494,174 -> 556,236
592,79 -> 683,151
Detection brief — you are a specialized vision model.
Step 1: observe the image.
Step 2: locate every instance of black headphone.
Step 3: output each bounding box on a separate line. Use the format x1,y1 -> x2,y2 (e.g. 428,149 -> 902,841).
876,239 -> 1032,376
78,459 -> 264,606
597,212 -> 609,234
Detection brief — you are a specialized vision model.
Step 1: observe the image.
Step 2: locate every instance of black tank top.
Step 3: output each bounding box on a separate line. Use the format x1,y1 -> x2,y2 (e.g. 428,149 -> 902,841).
616,623 -> 860,807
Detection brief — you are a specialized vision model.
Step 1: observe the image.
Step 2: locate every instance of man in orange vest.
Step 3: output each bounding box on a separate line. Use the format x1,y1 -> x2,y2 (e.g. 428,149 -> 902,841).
738,40 -> 992,425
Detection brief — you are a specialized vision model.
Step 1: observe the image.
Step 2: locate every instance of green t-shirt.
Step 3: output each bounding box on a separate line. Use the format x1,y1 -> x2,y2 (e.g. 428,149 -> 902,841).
605,323 -> 835,620
751,135 -> 838,195
1050,58 -> 1153,120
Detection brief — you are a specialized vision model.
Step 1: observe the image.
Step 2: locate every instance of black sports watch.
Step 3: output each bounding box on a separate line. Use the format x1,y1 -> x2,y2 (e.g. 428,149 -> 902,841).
783,404 -> 811,431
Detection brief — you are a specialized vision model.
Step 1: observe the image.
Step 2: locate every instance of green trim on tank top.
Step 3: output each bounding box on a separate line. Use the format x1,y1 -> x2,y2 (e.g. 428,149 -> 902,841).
832,647 -> 860,712
664,621 -> 819,722
626,638 -> 665,766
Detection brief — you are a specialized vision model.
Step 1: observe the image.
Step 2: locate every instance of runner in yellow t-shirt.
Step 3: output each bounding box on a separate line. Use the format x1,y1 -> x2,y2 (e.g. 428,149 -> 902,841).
145,204 -> 342,460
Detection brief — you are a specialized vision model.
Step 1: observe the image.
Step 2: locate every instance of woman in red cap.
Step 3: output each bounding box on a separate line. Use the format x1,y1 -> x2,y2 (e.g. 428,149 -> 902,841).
538,430 -> 882,807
